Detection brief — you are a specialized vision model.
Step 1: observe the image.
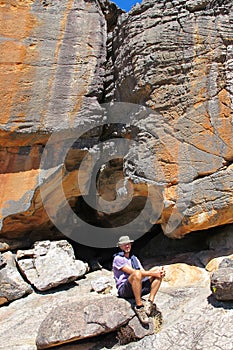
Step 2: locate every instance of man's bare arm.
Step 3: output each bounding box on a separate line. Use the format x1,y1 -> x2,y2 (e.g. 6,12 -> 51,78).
121,265 -> 135,275
121,265 -> 165,279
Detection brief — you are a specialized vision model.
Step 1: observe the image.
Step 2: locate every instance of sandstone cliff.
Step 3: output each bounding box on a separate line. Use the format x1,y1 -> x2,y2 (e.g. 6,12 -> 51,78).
103,0 -> 233,238
0,0 -> 232,250
0,0 -> 107,246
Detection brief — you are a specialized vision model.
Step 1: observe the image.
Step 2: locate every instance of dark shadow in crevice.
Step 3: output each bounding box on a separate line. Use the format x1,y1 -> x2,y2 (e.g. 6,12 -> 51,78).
207,293 -> 233,310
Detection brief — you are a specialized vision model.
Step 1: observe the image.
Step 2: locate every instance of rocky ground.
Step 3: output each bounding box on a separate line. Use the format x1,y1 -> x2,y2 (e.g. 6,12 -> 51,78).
0,234 -> 232,350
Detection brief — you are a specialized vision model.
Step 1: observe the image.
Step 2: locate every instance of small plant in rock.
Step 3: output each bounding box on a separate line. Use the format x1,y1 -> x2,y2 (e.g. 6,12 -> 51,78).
152,311 -> 163,333
116,324 -> 138,345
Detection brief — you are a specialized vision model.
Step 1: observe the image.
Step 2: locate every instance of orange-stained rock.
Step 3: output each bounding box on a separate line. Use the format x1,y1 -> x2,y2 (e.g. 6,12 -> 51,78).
0,0 -> 106,241
106,0 -> 233,239
0,0 -> 233,247
162,263 -> 210,288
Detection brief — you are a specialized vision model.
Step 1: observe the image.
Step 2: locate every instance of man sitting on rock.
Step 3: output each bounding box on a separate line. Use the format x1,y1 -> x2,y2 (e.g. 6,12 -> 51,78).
112,235 -> 165,324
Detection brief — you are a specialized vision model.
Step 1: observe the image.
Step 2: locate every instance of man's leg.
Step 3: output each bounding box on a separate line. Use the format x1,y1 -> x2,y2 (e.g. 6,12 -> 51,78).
128,270 -> 143,306
145,267 -> 162,307
128,270 -> 150,324
148,277 -> 162,303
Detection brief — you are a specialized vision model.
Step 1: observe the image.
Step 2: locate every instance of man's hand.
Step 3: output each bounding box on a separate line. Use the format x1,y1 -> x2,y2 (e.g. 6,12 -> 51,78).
146,266 -> 166,279
160,266 -> 166,279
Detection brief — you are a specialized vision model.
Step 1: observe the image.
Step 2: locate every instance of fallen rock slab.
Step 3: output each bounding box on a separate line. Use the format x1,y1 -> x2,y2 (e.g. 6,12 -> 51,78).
0,251 -> 33,306
17,240 -> 88,291
36,295 -> 135,349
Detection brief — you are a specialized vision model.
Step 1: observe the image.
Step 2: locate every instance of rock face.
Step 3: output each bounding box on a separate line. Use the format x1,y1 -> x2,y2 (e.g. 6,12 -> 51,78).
0,251 -> 32,305
104,0 -> 233,237
0,0 -> 106,240
17,240 -> 88,291
0,1 -> 232,248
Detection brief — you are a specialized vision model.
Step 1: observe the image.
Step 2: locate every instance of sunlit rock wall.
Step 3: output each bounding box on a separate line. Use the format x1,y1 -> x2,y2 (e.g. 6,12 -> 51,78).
0,0 -> 106,241
104,0 -> 233,237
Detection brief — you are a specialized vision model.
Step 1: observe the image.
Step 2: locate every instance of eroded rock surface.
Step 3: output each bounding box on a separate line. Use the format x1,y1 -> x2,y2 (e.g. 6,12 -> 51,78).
103,0 -> 233,237
119,305 -> 233,350
0,0 -> 106,239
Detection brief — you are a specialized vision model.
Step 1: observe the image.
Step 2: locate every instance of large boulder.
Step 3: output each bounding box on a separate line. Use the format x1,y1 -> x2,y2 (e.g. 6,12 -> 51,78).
36,296 -> 135,349
17,240 -> 88,291
0,251 -> 32,306
162,263 -> 210,288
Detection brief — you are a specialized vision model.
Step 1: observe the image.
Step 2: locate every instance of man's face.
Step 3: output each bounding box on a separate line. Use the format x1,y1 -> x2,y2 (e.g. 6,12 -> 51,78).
120,242 -> 132,253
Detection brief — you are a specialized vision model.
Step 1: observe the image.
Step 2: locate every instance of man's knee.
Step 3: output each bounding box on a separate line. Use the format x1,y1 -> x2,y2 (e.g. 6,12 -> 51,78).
130,270 -> 143,282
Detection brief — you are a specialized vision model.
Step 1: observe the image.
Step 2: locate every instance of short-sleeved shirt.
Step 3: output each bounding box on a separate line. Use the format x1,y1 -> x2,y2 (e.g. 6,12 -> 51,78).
112,254 -> 143,290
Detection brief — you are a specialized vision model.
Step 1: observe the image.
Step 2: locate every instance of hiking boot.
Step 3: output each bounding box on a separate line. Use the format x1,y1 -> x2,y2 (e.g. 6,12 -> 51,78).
143,300 -> 154,316
134,306 -> 150,324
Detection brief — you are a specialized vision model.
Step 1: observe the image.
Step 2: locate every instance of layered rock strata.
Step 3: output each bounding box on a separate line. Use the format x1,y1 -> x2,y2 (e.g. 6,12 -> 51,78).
104,0 -> 233,237
0,0 -> 106,242
0,0 -> 233,247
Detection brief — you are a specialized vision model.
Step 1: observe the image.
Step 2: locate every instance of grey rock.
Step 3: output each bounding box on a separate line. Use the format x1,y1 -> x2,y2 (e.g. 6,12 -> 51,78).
219,257 -> 233,269
36,296 -> 135,349
127,315 -> 155,339
17,240 -> 88,291
186,0 -> 210,12
0,251 -> 32,306
207,224 -> 233,251
0,284 -> 94,350
0,263 -> 233,349
116,286 -> 233,350
0,253 -> 6,268
90,276 -> 113,293
211,267 -> 233,300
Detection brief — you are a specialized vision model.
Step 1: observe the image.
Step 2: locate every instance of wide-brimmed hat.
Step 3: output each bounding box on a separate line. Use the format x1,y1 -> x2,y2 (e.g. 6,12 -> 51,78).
117,235 -> 134,247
